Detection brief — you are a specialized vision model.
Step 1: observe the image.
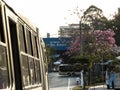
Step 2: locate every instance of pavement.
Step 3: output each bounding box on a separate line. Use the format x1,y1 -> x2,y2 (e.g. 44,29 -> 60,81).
88,85 -> 114,90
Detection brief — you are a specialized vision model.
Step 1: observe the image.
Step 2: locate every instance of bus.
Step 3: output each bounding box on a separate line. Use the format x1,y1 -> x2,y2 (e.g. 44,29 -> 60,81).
0,0 -> 49,90
105,59 -> 120,89
58,64 -> 81,76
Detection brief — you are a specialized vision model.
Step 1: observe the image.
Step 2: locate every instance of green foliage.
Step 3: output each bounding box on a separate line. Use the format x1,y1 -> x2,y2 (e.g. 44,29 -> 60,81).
94,77 -> 102,83
84,5 -> 102,14
74,63 -> 83,71
65,5 -> 119,72
113,13 -> 120,45
105,10 -> 120,46
83,5 -> 108,30
109,59 -> 120,72
46,46 -> 56,64
103,53 -> 115,62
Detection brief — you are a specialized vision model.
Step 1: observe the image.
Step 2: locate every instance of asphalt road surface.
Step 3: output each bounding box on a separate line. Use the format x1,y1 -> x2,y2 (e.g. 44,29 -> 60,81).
48,72 -> 79,90
48,72 -> 111,90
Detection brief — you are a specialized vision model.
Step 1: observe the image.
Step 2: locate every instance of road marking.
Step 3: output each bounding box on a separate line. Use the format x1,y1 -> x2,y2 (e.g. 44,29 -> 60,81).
67,78 -> 70,90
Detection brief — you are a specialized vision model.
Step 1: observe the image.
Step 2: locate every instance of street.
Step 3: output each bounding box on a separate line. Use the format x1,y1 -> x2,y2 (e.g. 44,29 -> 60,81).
48,72 -> 78,90
48,72 -> 115,90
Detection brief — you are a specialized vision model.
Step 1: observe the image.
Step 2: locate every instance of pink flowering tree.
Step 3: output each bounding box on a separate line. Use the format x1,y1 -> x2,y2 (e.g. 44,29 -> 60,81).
65,29 -> 117,64
94,29 -> 116,55
94,29 -> 116,47
65,32 -> 86,55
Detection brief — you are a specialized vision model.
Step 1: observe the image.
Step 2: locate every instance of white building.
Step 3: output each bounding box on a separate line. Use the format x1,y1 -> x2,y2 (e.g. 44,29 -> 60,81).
58,24 -> 80,37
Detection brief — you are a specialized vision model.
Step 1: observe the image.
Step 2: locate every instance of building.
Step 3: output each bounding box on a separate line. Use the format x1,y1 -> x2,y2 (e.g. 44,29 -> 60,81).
58,24 -> 80,38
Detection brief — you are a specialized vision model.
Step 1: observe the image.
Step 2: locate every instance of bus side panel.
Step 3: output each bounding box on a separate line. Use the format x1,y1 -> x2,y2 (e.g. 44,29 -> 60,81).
0,1 -> 49,90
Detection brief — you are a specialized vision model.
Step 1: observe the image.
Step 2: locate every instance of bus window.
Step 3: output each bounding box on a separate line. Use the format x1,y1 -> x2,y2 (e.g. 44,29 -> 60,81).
34,36 -> 39,58
32,32 -> 38,57
0,45 -> 9,89
28,57 -> 35,85
21,55 -> 30,86
26,29 -> 33,55
32,34 -> 39,58
35,60 -> 41,84
18,22 -> 27,53
0,6 -> 5,43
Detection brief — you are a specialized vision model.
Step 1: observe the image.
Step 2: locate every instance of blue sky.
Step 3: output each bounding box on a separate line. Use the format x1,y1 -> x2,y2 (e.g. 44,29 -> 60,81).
5,0 -> 120,37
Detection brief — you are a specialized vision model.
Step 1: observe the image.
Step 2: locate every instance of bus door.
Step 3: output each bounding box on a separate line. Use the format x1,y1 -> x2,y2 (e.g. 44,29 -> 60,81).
5,6 -> 22,90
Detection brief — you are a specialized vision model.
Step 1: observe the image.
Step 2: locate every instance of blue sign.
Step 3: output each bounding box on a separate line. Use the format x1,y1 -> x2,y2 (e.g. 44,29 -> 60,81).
43,38 -> 71,50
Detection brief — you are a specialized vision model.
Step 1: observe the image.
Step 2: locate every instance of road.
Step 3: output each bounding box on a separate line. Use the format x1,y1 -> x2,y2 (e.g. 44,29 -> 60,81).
48,72 -> 113,90
48,72 -> 78,90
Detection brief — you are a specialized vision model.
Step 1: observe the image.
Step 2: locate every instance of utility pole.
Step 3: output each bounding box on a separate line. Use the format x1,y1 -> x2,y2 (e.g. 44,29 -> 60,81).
80,20 -> 85,90
79,20 -> 83,55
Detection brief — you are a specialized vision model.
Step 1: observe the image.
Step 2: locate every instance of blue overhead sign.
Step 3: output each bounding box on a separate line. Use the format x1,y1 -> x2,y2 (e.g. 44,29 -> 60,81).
43,38 -> 71,50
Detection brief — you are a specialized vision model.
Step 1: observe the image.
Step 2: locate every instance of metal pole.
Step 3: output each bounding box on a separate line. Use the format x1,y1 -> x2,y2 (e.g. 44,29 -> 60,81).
102,54 -> 105,90
79,21 -> 83,55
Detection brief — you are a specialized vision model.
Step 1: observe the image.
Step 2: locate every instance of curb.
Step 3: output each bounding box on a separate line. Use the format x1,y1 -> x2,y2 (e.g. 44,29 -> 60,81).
88,85 -> 107,90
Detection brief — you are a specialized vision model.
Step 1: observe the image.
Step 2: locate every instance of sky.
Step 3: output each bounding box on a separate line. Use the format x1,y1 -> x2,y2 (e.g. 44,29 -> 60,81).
5,0 -> 120,37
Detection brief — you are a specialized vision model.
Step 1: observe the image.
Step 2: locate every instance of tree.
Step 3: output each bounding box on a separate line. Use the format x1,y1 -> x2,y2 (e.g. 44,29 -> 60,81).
65,30 -> 116,62
83,5 -> 108,30
104,9 -> 120,46
65,5 -> 116,63
46,46 -> 56,64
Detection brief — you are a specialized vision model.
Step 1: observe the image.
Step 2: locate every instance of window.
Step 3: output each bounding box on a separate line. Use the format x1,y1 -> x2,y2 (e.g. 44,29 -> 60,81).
0,45 -> 9,89
21,55 -> 30,86
26,29 -> 33,55
28,57 -> 35,84
32,34 -> 38,58
18,23 -> 27,53
0,6 -> 5,43
21,56 -> 42,86
34,60 -> 41,83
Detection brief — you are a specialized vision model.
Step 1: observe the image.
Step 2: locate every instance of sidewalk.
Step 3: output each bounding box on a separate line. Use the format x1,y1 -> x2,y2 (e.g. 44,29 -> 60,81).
88,85 -> 114,90
72,84 -> 115,90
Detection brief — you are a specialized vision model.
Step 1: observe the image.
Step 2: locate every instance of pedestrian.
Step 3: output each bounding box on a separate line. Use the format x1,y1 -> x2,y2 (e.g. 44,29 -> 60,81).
109,70 -> 115,89
75,77 -> 80,85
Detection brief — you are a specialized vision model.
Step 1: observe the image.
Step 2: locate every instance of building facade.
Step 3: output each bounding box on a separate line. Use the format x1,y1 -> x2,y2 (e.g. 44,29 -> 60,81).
58,24 -> 80,38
